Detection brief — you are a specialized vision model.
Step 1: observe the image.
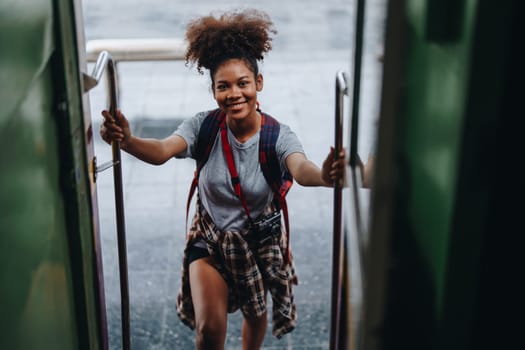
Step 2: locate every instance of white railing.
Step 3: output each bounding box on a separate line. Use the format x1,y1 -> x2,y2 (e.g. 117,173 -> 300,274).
86,38 -> 186,62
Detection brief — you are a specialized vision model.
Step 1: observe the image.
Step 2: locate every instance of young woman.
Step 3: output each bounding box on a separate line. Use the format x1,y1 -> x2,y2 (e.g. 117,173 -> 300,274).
100,9 -> 345,350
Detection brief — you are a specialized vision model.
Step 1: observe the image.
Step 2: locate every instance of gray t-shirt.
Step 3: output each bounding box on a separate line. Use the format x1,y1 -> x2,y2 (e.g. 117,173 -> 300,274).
174,110 -> 304,231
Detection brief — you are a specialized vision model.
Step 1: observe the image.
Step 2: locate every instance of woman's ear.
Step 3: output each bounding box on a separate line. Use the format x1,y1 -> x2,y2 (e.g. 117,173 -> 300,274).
256,74 -> 264,91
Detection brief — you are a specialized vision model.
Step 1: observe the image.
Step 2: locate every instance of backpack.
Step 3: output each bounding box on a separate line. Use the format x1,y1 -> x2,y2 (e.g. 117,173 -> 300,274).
186,108 -> 293,261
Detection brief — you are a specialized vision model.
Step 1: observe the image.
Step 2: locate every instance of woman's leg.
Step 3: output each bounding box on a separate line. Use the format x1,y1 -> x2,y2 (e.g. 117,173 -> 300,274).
241,310 -> 268,350
190,257 -> 229,350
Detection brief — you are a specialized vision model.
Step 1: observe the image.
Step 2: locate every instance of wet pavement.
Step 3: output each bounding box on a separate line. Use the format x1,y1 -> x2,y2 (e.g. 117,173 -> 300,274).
83,0 -> 386,348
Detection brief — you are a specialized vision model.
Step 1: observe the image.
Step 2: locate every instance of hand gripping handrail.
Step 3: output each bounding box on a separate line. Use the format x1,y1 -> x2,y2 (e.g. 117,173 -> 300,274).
84,51 -> 131,350
330,0 -> 367,348
330,70 -> 350,350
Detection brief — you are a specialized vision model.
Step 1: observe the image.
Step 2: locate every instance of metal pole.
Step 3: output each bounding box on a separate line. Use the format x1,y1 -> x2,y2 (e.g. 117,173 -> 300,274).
330,71 -> 349,350
348,1 -> 367,348
350,0 -> 367,276
106,53 -> 131,350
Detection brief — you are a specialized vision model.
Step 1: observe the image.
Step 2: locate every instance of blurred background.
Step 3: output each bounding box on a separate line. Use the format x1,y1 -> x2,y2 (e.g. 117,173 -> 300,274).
82,0 -> 386,348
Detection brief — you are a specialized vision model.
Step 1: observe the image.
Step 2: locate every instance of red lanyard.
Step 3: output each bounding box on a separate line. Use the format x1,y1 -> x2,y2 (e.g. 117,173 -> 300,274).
219,118 -> 254,222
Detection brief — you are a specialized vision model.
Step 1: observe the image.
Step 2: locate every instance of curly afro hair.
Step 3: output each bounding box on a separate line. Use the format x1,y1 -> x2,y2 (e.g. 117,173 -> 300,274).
184,9 -> 277,76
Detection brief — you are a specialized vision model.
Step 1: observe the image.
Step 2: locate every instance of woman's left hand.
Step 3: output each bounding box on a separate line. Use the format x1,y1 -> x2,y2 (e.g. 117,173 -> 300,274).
321,147 -> 346,186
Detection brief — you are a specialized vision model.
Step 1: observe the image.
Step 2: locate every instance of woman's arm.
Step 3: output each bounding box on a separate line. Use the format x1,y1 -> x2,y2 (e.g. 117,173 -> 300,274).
120,134 -> 187,165
285,148 -> 345,187
100,109 -> 187,165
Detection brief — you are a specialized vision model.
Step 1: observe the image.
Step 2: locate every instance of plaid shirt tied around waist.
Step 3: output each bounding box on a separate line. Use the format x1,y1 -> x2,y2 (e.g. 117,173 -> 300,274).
176,202 -> 298,338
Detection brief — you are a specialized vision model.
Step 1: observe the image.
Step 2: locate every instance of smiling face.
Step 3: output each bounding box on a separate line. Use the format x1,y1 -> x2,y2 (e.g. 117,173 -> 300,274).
212,58 -> 263,122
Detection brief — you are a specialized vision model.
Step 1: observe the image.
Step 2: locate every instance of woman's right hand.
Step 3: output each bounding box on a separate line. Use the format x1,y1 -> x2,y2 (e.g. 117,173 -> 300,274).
100,109 -> 131,147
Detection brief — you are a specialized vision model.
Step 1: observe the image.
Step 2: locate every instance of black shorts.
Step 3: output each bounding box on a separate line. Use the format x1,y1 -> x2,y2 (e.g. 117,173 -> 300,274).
187,240 -> 210,264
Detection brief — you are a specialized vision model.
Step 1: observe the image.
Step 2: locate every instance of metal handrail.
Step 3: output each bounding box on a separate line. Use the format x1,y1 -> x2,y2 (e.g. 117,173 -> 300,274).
330,0 -> 367,348
86,38 -> 186,63
83,39 -> 186,350
84,50 -> 131,350
85,38 -> 187,113
330,70 -> 350,350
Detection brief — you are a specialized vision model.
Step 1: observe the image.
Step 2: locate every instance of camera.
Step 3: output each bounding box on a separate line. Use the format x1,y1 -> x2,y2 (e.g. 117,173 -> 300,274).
248,211 -> 282,245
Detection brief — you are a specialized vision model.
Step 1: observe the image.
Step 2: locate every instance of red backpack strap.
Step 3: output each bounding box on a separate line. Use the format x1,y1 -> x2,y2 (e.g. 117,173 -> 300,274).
185,109 -> 225,231
186,110 -> 294,264
219,117 -> 253,221
259,113 -> 294,263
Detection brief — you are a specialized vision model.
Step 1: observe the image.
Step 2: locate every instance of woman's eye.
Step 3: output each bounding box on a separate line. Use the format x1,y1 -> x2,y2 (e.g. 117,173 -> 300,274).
239,81 -> 248,87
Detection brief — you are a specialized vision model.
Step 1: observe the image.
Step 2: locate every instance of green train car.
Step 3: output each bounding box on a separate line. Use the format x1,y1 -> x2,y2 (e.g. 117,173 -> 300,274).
335,0 -> 522,350
0,0 -> 521,349
1,0 -> 107,349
